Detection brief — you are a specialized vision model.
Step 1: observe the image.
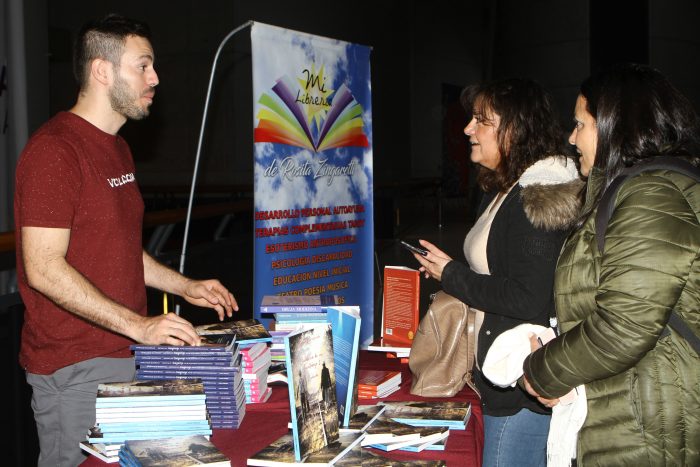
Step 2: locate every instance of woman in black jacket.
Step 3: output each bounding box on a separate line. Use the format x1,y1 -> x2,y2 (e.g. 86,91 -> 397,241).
412,78 -> 582,466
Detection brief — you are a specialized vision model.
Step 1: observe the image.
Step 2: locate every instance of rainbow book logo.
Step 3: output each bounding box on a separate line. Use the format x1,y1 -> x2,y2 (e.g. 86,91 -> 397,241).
254,65 -> 369,153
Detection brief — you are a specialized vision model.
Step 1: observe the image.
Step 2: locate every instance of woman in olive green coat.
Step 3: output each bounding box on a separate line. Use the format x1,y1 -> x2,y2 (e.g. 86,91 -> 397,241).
523,64 -> 700,466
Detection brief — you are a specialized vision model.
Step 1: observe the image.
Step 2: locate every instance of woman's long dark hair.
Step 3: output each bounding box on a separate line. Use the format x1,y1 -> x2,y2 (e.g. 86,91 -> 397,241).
576,63 -> 700,225
461,78 -> 568,193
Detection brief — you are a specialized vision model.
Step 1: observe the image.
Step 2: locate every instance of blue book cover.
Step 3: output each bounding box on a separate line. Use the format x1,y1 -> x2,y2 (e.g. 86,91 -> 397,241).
135,354 -> 234,364
97,419 -> 210,432
130,337 -> 236,353
260,294 -> 343,314
380,401 -> 471,430
325,306 -> 361,428
96,379 -> 205,403
89,428 -> 212,444
397,437 -> 448,452
284,324 -> 340,461
274,312 -> 329,322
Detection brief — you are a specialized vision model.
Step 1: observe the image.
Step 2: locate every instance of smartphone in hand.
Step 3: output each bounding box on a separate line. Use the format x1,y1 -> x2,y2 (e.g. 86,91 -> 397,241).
400,240 -> 428,256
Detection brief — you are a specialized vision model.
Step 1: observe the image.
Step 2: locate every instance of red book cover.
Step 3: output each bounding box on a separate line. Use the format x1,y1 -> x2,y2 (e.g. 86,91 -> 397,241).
381,266 -> 419,345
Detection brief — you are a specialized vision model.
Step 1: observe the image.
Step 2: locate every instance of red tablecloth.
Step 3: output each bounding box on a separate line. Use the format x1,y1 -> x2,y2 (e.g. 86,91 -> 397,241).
81,351 -> 483,467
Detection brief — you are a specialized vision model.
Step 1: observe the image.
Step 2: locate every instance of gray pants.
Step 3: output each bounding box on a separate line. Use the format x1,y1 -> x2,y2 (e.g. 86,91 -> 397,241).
26,357 -> 135,467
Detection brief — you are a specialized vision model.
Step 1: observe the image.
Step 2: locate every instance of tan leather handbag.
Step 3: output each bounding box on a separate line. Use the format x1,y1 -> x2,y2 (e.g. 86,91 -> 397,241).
408,291 -> 480,398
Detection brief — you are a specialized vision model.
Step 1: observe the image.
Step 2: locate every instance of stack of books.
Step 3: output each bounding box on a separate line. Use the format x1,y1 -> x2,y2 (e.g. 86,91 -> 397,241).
80,379 -> 211,461
359,414 -> 450,452
240,342 -> 272,403
131,340 -> 246,429
357,369 -> 402,399
119,434 -> 230,466
262,295 -> 341,363
269,330 -> 291,363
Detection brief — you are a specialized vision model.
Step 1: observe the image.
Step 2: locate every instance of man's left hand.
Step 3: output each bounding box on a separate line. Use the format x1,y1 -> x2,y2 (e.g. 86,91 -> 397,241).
182,279 -> 238,320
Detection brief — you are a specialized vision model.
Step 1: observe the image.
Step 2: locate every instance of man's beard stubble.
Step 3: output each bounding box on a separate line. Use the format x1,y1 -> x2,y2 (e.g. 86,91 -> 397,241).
109,72 -> 151,120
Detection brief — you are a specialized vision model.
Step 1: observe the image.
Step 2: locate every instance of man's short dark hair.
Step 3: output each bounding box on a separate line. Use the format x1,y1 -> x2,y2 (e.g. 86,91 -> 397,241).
73,13 -> 151,90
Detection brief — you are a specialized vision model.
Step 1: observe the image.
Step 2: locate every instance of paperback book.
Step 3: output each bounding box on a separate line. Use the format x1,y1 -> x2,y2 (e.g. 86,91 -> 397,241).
379,401 -> 472,430
380,266 -> 419,346
366,338 -> 411,358
325,306 -> 361,428
246,431 -> 364,466
196,318 -> 273,345
260,294 -> 343,313
366,425 -> 449,452
399,437 -> 448,452
360,416 -> 425,446
339,405 -> 386,433
79,441 -> 119,463
120,435 -> 230,466
284,324 -> 340,461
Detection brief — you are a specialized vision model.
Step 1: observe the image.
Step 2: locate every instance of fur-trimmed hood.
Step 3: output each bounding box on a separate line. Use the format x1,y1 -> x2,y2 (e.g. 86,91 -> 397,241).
518,156 -> 584,231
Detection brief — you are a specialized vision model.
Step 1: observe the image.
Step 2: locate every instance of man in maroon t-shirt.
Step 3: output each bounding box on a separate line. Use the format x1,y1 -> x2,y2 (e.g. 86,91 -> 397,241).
14,15 -> 238,467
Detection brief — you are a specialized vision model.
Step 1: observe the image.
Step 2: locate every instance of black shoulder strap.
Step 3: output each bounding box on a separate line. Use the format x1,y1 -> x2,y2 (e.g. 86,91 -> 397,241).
594,156 -> 700,354
595,157 -> 700,253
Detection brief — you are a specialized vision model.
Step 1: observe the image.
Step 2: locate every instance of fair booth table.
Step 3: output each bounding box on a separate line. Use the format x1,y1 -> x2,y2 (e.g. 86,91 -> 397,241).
81,350 -> 483,467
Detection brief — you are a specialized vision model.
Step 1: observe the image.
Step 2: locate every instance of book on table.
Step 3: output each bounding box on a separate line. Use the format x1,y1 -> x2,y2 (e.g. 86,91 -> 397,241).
379,400 -> 472,430
360,415 -> 427,446
274,312 -> 329,323
339,404 -> 386,433
379,265 -> 419,347
325,306 -> 361,428
196,318 -> 272,345
398,436 -> 448,452
260,294 -> 344,314
120,435 -> 230,466
366,337 -> 411,358
246,431 -> 364,466
332,441 -> 447,466
366,425 -> 449,452
284,324 -> 340,461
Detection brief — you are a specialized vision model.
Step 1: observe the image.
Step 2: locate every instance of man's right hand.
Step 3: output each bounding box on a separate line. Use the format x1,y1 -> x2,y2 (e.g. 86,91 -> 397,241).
136,313 -> 201,346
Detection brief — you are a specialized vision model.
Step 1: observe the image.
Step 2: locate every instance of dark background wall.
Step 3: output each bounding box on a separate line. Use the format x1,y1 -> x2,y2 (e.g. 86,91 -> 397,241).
39,0 -> 485,190
6,0 -> 700,209
3,1 -> 700,464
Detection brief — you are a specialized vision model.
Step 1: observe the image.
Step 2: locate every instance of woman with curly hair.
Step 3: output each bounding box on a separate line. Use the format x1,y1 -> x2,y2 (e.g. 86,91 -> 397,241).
413,78 -> 583,466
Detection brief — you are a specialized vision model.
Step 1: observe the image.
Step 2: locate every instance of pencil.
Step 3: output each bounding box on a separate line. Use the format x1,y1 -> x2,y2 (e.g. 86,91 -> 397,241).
163,293 -> 168,315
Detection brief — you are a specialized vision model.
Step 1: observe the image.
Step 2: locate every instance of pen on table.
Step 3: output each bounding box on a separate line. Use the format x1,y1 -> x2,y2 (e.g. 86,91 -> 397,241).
163,293 -> 168,315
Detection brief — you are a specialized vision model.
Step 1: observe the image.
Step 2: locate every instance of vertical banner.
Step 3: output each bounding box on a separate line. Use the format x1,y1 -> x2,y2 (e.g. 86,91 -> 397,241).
251,23 -> 374,346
